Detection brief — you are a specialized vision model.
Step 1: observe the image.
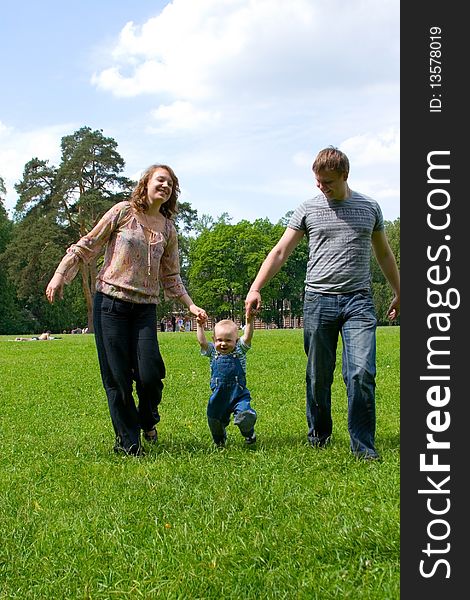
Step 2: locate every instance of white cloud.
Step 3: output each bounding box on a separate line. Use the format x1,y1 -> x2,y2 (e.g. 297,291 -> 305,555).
341,128 -> 400,166
149,101 -> 221,133
292,151 -> 313,169
0,121 -> 13,135
91,0 -> 399,105
89,0 -> 399,202
1,1 -> 399,225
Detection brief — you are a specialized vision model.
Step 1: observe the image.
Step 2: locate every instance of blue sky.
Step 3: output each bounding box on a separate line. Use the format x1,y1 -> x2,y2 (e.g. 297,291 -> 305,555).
0,0 -> 399,224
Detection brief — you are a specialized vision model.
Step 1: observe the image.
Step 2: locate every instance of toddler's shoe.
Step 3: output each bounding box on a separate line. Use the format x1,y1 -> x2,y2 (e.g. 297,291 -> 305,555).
234,410 -> 257,430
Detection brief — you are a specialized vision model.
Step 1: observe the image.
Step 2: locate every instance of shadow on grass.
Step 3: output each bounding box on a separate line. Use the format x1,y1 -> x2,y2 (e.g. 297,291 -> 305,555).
31,427 -> 399,463
153,433 -> 308,454
377,433 -> 400,452
135,430 -> 400,458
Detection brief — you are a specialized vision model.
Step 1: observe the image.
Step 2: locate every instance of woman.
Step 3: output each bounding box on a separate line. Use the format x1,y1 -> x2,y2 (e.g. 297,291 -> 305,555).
46,164 -> 206,456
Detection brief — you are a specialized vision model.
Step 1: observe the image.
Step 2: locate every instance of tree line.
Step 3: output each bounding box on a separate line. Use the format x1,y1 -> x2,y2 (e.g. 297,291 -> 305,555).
0,126 -> 400,334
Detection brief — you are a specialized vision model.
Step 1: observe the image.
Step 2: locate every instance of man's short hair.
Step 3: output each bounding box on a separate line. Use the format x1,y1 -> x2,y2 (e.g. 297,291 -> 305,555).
312,146 -> 349,176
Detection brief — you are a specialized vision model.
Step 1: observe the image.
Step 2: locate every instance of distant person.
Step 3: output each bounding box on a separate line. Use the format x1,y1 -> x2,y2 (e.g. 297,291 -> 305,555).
14,332 -> 60,341
46,163 -> 207,456
196,311 -> 257,447
245,146 -> 400,460
38,332 -> 50,340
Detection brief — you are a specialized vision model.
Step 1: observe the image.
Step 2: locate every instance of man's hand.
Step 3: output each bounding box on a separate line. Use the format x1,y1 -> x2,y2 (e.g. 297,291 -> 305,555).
245,290 -> 261,315
387,295 -> 400,320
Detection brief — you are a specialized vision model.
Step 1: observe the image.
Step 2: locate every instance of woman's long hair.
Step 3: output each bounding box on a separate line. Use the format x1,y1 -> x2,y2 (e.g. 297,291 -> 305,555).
130,164 -> 180,219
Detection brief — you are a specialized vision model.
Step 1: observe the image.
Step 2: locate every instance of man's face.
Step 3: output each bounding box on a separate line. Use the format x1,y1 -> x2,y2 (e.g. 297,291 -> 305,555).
314,169 -> 348,200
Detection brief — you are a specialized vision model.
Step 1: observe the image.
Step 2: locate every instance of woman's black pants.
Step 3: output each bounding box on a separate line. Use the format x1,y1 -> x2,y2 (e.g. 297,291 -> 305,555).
93,292 -> 165,453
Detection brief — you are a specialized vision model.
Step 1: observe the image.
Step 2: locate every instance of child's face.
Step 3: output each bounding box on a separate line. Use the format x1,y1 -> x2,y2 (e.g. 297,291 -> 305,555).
213,325 -> 238,354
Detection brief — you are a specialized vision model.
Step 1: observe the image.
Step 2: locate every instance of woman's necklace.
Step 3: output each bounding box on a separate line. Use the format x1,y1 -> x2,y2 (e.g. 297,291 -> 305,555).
139,211 -> 162,276
140,211 -> 159,232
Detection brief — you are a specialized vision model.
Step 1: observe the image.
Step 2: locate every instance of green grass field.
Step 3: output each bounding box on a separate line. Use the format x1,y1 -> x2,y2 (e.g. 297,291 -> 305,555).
0,327 -> 400,599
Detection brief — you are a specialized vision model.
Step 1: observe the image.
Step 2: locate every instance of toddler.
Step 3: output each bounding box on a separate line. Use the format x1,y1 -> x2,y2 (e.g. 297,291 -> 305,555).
196,312 -> 257,446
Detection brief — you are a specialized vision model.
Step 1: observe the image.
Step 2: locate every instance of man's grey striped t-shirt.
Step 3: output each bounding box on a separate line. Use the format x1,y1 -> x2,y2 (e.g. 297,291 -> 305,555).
288,191 -> 384,294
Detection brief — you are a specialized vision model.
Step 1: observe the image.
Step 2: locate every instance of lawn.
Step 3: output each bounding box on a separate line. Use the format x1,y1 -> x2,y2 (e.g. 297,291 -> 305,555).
0,327 -> 400,599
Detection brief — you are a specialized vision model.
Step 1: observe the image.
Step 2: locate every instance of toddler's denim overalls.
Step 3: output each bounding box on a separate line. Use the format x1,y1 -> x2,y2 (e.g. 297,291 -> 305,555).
207,351 -> 256,445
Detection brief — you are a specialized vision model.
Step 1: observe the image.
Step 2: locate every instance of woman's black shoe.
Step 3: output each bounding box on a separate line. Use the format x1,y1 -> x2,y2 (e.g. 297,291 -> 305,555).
143,427 -> 158,444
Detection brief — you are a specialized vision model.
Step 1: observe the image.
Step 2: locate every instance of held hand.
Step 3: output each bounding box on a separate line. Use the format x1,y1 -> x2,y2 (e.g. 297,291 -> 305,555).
244,290 -> 261,315
196,313 -> 208,326
387,295 -> 400,321
45,273 -> 65,303
190,305 -> 208,321
245,309 -> 255,324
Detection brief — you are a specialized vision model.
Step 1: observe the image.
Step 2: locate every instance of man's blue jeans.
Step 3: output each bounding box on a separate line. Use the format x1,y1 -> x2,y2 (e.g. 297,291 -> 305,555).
303,290 -> 378,457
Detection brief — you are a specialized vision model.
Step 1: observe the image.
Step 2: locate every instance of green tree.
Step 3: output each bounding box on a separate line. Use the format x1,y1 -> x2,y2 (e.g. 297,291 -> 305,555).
155,201 -> 200,323
245,218 -> 308,328
188,217 -> 307,326
0,177 -> 42,333
2,211 -> 88,333
188,219 -> 265,321
54,127 -> 134,330
0,179 -> 17,333
2,161 -> 88,332
14,158 -> 58,218
371,218 -> 400,324
6,127 -> 134,332
0,176 -> 10,246
174,200 -> 199,277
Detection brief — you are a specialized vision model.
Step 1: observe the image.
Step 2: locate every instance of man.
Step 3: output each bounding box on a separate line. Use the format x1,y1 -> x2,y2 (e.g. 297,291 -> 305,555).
245,146 -> 400,459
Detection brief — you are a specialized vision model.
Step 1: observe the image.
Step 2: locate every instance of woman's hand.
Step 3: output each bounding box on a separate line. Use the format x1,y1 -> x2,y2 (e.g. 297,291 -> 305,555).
189,304 -> 207,321
45,273 -> 65,303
